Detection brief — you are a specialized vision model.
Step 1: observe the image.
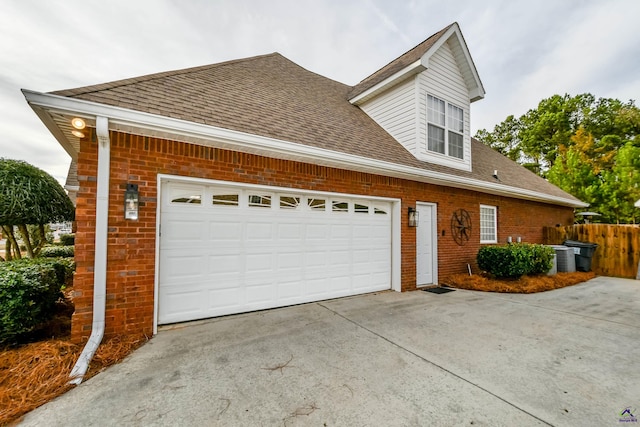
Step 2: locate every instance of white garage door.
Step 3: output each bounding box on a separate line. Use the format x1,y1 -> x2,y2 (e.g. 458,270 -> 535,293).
158,180 -> 392,324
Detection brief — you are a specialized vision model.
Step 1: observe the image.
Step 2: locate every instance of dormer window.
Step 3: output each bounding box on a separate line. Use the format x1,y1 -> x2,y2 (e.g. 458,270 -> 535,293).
427,94 -> 464,159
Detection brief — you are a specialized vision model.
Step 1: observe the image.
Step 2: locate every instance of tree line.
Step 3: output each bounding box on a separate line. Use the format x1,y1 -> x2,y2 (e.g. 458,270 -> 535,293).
475,93 -> 640,223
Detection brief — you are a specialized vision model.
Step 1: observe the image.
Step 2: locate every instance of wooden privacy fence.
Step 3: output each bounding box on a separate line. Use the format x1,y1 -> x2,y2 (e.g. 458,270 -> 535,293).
543,224 -> 640,279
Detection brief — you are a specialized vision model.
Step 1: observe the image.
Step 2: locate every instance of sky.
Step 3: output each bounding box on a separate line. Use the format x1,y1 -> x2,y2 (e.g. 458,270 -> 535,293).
1,0 -> 640,184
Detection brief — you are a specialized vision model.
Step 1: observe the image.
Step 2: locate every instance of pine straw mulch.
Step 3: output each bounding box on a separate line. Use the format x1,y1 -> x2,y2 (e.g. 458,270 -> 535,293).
0,332 -> 147,426
442,271 -> 596,293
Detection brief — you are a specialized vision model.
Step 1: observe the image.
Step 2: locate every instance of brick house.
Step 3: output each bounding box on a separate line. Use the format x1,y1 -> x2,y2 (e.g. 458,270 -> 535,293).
24,23 -> 585,344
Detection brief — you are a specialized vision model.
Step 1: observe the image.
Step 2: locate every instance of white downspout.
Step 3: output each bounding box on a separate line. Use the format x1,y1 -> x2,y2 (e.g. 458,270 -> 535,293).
69,116 -> 110,385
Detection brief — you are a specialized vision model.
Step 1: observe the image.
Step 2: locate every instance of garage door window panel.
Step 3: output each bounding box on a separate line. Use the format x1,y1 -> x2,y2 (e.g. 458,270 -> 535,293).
355,203 -> 369,213
168,184 -> 204,205
171,193 -> 202,204
279,196 -> 301,210
332,201 -> 349,212
373,205 -> 388,215
308,198 -> 326,211
249,195 -> 272,208
212,193 -> 239,206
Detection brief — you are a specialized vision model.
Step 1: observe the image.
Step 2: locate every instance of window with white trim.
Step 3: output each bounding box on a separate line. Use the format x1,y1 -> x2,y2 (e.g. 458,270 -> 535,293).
427,94 -> 464,159
479,205 -> 497,243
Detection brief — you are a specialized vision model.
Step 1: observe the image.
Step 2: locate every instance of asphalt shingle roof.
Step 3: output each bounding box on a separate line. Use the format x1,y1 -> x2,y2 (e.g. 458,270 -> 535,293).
348,23 -> 453,100
51,45 -> 579,203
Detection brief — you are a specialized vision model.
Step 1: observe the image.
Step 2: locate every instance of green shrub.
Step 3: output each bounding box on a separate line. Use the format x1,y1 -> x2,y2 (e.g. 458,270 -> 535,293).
528,244 -> 555,275
40,245 -> 74,258
477,243 -> 555,279
0,259 -> 72,344
60,233 -> 75,246
33,257 -> 75,286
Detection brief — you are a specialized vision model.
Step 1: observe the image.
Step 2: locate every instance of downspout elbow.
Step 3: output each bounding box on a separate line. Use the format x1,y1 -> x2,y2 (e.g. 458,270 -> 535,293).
70,116 -> 110,385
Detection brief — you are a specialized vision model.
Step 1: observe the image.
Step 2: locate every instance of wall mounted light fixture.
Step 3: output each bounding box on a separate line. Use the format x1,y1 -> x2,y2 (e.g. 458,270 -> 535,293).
408,207 -> 419,227
124,184 -> 139,220
71,118 -> 86,138
71,117 -> 86,129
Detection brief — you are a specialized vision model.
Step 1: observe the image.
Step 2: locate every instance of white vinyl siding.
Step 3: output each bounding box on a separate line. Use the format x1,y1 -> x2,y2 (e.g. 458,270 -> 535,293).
359,79 -> 417,153
358,39 -> 472,171
417,40 -> 471,171
480,205 -> 497,244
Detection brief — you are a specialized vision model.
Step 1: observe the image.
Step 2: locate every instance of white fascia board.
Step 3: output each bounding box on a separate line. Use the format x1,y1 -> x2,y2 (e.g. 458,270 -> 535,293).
349,60 -> 425,105
23,90 -> 587,208
469,87 -> 484,103
420,23 -> 485,102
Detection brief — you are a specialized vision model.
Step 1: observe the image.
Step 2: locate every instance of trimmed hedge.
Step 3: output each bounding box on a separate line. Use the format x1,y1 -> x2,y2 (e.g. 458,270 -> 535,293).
477,243 -> 555,279
60,233 -> 75,246
0,258 -> 74,344
40,245 -> 74,258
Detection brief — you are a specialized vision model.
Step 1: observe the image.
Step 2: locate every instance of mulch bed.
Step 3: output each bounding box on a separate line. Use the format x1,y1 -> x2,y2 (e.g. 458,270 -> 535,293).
0,335 -> 147,425
442,271 -> 596,293
0,287 -> 147,425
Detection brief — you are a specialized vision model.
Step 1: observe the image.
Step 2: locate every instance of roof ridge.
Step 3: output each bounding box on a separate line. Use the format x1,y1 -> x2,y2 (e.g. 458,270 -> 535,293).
354,23 -> 455,86
348,23 -> 456,99
50,52 -> 282,97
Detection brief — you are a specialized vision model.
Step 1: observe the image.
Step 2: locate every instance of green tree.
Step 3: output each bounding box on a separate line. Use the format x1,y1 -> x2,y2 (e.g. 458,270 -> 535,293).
599,143 -> 640,223
476,94 -> 640,223
0,159 -> 74,260
546,145 -> 600,206
474,115 -> 521,161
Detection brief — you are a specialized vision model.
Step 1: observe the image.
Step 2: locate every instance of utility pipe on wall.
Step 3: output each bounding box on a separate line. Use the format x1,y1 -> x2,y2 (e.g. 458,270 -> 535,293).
69,116 -> 110,385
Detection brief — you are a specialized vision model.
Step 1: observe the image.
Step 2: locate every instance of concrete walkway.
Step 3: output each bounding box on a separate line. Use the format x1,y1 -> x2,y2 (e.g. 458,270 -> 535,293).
21,276 -> 640,426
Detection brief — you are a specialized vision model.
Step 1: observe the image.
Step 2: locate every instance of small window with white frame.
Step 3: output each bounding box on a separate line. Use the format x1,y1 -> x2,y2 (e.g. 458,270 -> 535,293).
479,205 -> 497,243
427,94 -> 465,160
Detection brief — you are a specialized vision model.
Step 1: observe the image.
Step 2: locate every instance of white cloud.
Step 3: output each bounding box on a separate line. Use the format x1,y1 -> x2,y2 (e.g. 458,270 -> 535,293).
1,0 -> 639,183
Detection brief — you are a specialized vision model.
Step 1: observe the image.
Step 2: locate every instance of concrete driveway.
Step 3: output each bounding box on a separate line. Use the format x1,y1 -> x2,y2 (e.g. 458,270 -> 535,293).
21,276 -> 639,426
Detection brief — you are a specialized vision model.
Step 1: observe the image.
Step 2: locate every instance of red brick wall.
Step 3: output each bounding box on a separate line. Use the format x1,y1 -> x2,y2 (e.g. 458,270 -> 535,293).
71,130 -> 574,342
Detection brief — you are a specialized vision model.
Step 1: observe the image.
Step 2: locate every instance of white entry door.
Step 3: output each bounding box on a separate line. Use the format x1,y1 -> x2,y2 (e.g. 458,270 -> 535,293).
416,203 -> 437,286
158,180 -> 393,324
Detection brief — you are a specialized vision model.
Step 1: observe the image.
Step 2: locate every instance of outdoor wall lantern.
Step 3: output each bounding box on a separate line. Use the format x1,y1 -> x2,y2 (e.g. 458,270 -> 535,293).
124,184 -> 139,220
408,207 -> 419,227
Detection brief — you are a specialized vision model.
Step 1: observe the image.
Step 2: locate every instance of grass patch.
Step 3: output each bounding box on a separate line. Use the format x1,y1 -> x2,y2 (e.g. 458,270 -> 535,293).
442,271 -> 596,293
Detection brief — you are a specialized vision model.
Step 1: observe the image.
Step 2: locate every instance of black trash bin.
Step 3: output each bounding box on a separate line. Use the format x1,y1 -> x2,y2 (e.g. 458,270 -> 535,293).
563,240 -> 598,272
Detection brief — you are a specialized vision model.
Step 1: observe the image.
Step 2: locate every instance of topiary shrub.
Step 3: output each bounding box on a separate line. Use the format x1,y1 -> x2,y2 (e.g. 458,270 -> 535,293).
39,245 -> 74,258
59,233 -> 75,246
0,259 -> 70,344
477,243 -> 555,279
